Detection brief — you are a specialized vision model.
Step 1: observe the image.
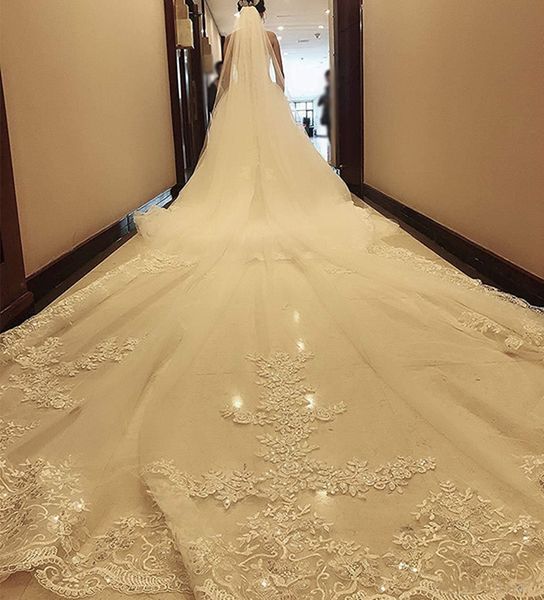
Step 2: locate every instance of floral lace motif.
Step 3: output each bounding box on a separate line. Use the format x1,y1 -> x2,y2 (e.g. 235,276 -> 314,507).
369,244 -> 479,289
458,311 -> 544,356
0,417 -> 38,452
369,243 -> 543,315
1,457 -> 87,571
187,482 -> 544,599
0,250 -> 193,363
136,249 -> 195,274
145,353 -> 435,508
0,456 -> 190,597
146,353 -> 544,598
521,455 -> 544,494
324,265 -> 355,276
1,337 -> 139,410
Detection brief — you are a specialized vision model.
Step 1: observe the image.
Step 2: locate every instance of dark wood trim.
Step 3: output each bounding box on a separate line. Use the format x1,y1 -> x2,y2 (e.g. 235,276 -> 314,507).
178,49 -> 194,176
164,0 -> 185,193
0,70 -> 34,330
332,0 -> 363,189
188,0 -> 208,153
1,291 -> 33,329
362,184 -> 544,306
26,190 -> 173,313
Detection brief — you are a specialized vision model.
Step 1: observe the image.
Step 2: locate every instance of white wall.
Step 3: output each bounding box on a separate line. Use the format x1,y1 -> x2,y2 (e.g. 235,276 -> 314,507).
285,56 -> 328,101
1,0 -> 176,275
204,1 -> 223,65
364,0 -> 544,278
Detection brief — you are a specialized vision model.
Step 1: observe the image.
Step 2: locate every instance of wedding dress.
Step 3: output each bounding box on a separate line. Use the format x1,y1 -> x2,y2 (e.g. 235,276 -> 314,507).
1,7 -> 544,599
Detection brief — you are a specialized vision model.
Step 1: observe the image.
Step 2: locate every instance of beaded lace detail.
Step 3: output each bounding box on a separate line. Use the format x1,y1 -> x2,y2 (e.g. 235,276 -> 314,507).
1,336 -> 139,409
458,311 -> 544,356
0,456 -> 190,597
0,417 -> 38,452
369,243 -> 479,288
369,243 -> 542,314
522,455 -> 544,494
145,353 -> 544,599
145,353 -> 435,508
0,250 -> 193,364
184,481 -> 544,599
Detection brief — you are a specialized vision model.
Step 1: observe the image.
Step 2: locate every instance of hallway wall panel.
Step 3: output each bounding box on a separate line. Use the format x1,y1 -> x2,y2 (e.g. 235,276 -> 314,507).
1,0 -> 176,275
364,0 -> 544,278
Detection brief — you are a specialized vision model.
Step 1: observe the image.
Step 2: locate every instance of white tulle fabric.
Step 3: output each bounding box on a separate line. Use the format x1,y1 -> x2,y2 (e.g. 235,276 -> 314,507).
1,7 -> 544,600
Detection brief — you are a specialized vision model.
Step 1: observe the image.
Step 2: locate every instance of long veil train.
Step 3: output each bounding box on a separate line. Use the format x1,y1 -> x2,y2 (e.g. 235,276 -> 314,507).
1,7 -> 543,599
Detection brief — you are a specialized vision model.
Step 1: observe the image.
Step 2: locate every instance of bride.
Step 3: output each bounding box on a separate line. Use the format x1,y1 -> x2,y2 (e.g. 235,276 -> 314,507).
1,3 -> 543,599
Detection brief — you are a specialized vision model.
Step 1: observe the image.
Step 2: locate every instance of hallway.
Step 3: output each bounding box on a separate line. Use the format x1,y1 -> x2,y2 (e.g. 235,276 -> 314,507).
1,2 -> 543,600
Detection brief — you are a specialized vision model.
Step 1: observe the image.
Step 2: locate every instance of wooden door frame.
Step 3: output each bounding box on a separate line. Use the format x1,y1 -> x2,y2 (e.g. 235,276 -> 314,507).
187,0 -> 208,163
332,0 -> 364,194
0,71 -> 33,330
163,0 -> 186,195
164,0 -> 207,180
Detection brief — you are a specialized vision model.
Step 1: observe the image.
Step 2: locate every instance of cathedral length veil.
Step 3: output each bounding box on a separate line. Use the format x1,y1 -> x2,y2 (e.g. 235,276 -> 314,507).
1,6 -> 544,599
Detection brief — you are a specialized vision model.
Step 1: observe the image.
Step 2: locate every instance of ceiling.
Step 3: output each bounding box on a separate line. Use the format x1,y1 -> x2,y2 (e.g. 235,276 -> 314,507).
205,0 -> 330,62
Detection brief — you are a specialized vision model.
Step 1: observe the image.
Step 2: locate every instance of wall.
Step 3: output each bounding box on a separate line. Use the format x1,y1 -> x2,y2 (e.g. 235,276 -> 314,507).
204,1 -> 223,66
364,0 -> 544,278
1,0 -> 176,275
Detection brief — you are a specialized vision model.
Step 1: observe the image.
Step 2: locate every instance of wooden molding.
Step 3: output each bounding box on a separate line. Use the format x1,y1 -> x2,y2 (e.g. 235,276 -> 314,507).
164,0 -> 186,192
333,0 -> 363,188
362,184 -> 544,306
0,70 -> 34,331
26,190 -> 173,313
0,291 -> 33,330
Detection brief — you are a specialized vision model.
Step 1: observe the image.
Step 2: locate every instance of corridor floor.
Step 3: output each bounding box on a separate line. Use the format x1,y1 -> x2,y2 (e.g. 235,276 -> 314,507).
0,197 -> 503,600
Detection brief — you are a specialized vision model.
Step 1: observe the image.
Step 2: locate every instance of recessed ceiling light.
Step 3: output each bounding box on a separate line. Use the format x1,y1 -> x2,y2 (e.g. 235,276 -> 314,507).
277,26 -> 285,31
318,25 -> 325,30
325,9 -> 331,15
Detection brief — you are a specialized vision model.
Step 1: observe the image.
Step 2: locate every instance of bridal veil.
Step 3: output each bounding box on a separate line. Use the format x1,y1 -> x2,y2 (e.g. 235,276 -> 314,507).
1,7 -> 543,599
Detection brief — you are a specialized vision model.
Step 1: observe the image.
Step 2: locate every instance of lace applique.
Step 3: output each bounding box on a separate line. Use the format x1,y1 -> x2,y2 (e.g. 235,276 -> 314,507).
0,265 -> 134,363
136,249 -> 195,274
521,455 -> 544,494
369,243 -> 542,315
33,513 -> 190,597
458,311 -> 544,356
145,353 -> 435,508
523,320 -> 544,347
185,483 -> 544,599
1,336 -> 139,409
0,457 -> 190,597
0,457 -> 86,568
0,417 -> 38,452
387,481 -> 544,595
324,265 -> 355,275
0,251 -> 193,364
369,244 -> 478,288
145,353 -> 544,597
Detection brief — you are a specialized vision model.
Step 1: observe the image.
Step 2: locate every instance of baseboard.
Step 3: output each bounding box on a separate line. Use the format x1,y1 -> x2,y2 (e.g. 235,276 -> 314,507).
361,184 -> 544,307
0,291 -> 34,331
27,188 -> 175,310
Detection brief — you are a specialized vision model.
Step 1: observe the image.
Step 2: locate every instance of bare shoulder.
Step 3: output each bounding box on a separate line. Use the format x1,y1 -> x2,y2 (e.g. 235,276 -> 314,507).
266,30 -> 279,44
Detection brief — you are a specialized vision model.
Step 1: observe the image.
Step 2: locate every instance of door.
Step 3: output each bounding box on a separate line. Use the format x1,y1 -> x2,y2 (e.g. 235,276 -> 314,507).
180,0 -> 207,175
0,72 -> 33,330
332,0 -> 363,193
163,0 -> 208,186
